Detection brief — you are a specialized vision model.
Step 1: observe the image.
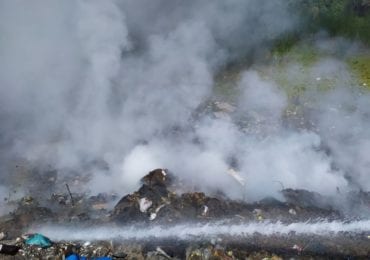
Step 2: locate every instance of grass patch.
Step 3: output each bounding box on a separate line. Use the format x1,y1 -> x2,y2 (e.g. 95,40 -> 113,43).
347,55 -> 370,89
271,34 -> 301,56
273,43 -> 320,67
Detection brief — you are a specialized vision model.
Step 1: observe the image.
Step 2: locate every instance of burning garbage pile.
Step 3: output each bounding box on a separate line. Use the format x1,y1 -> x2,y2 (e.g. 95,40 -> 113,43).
1,168 -> 370,258
111,169 -> 340,224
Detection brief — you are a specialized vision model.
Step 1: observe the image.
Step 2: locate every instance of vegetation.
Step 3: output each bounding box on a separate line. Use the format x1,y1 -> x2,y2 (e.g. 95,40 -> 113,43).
348,56 -> 370,89
294,0 -> 370,44
214,0 -> 370,101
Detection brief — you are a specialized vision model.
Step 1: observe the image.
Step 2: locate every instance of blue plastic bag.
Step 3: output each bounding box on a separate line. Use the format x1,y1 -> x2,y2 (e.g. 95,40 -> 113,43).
66,254 -> 81,260
24,233 -> 53,248
66,254 -> 112,260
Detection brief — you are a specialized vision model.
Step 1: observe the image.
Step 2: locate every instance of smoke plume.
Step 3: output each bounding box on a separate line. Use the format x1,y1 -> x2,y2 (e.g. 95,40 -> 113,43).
0,0 -> 369,206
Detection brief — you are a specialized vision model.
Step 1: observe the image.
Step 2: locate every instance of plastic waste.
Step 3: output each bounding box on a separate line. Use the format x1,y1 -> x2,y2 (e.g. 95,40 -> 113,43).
24,233 -> 53,248
289,208 -> 297,215
156,246 -> 171,258
0,244 -> 20,255
149,204 -> 166,221
201,205 -> 209,216
253,208 -> 264,221
66,254 -> 112,260
149,212 -> 157,220
66,254 -> 80,260
139,197 -> 152,213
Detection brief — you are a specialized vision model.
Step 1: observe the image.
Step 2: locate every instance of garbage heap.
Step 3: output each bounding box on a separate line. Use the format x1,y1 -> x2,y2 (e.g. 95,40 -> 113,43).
1,169 -> 370,259
111,169 -> 339,225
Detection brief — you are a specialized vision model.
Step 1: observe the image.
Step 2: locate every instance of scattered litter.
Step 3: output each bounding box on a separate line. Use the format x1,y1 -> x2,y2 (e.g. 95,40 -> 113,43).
189,249 -> 202,258
21,196 -> 35,205
92,203 -> 107,210
202,205 -> 209,216
112,252 -> 127,258
139,197 -> 152,213
24,233 -> 53,248
316,77 -> 321,81
149,204 -> 166,221
253,209 -> 264,221
289,208 -> 297,215
149,213 -> 157,221
0,244 -> 20,255
155,204 -> 165,213
156,246 -> 171,259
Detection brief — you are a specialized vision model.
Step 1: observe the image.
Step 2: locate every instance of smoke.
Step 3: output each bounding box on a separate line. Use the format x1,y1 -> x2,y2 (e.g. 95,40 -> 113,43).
314,87 -> 370,190
0,0 -> 369,206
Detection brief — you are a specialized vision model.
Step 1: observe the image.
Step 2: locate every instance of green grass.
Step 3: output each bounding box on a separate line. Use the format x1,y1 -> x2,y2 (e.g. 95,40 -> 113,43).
213,35 -> 370,106
269,44 -> 332,99
347,55 -> 370,89
271,34 -> 301,56
272,43 -> 320,67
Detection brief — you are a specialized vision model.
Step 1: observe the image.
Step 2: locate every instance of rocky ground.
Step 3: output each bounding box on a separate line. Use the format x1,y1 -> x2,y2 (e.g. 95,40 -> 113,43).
0,168 -> 370,259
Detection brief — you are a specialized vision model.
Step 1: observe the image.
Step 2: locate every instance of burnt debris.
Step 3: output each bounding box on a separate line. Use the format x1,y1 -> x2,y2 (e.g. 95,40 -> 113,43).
1,168 -> 370,258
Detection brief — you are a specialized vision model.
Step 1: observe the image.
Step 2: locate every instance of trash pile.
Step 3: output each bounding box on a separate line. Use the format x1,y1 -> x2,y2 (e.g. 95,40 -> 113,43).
1,168 -> 370,259
111,169 -> 340,225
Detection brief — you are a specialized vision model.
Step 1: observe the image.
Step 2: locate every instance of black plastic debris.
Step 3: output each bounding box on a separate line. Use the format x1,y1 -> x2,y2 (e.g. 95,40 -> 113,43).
0,244 -> 20,255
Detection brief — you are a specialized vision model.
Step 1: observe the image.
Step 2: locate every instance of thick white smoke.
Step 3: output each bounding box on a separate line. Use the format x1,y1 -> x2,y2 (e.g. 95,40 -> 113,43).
0,0 -> 368,206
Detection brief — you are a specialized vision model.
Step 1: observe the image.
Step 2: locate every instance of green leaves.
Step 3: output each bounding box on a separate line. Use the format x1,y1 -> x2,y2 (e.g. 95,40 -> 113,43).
292,0 -> 370,44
